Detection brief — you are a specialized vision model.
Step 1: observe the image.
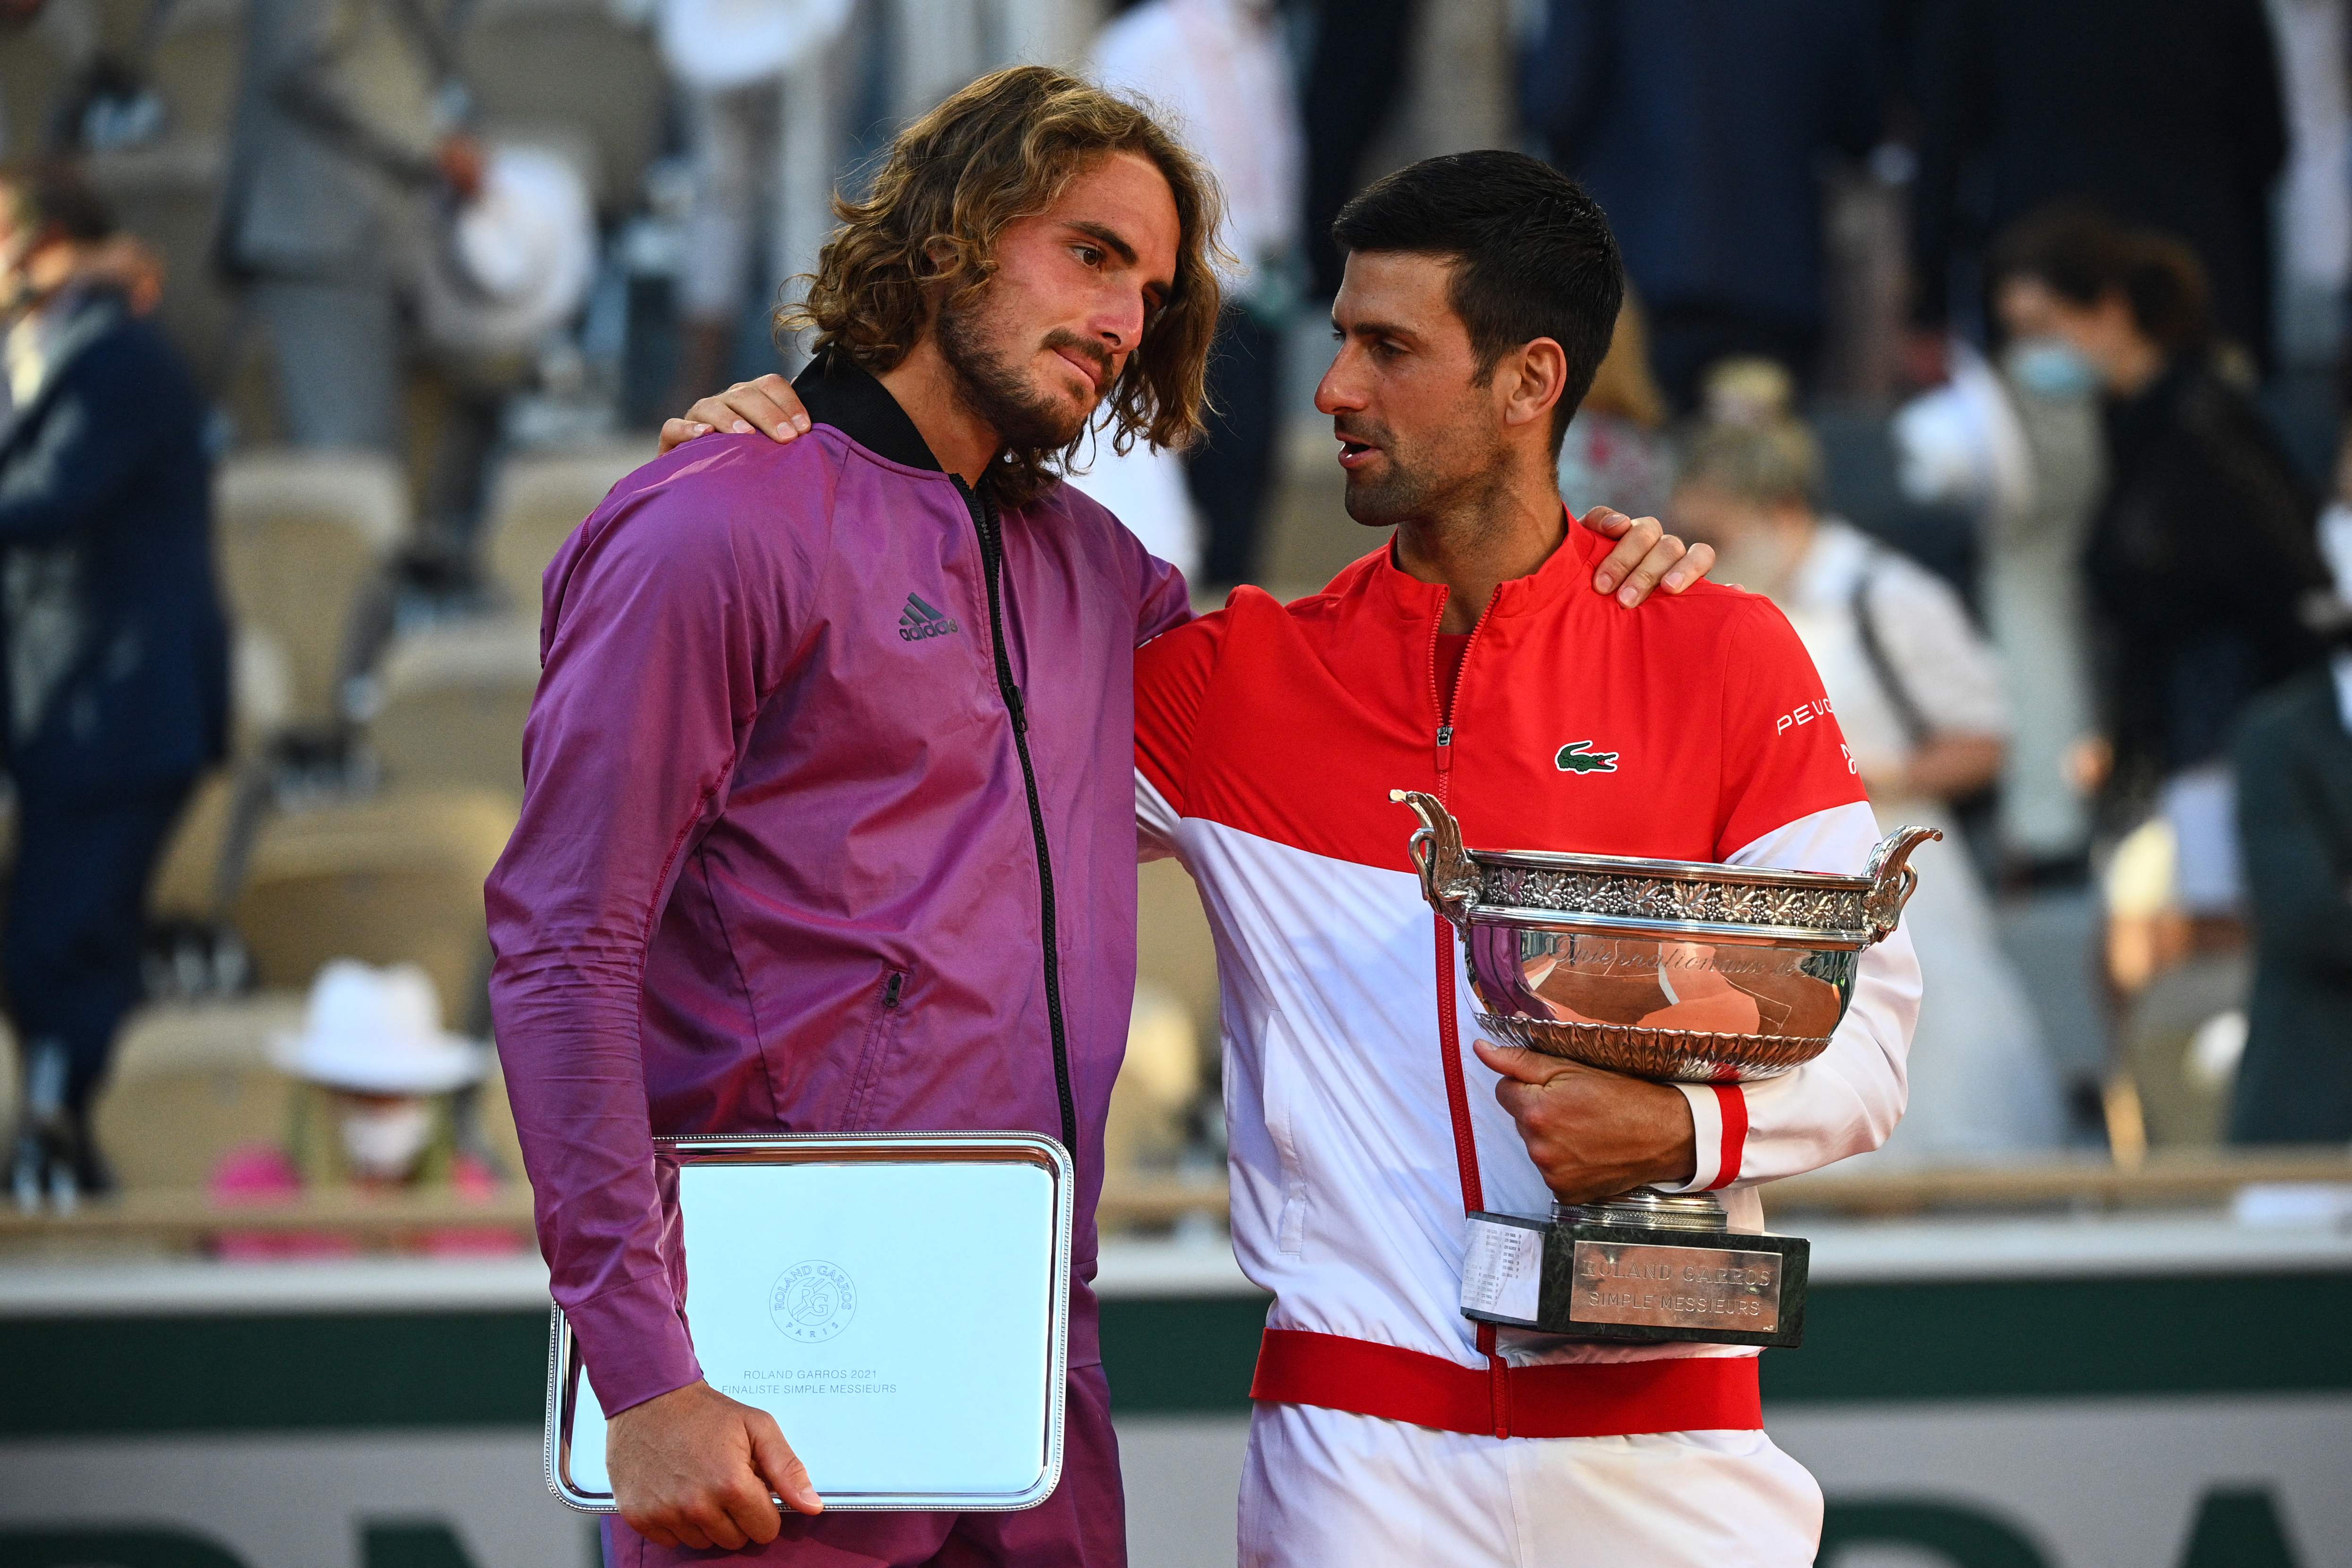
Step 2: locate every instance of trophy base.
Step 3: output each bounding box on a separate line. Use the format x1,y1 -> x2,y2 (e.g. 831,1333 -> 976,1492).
1459,1190 -> 1807,1348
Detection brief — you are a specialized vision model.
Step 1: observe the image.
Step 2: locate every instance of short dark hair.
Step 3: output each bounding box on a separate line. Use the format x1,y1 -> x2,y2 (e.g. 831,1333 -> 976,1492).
1331,150 -> 1623,453
1989,204 -> 2211,352
0,158 -> 117,247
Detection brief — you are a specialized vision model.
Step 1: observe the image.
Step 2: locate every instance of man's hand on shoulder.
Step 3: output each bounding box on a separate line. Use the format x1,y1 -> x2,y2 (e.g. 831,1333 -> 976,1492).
1472,1038 -> 1698,1203
606,1378 -> 822,1550
659,374 -> 813,456
1576,506 -> 1716,607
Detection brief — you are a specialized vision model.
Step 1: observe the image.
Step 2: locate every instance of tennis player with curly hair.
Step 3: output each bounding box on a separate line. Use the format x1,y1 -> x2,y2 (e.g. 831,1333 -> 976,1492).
493,66 -> 1707,1567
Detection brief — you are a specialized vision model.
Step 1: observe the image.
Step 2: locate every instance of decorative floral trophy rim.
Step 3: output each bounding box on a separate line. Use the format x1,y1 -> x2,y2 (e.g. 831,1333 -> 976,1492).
1392,789 -> 1937,1082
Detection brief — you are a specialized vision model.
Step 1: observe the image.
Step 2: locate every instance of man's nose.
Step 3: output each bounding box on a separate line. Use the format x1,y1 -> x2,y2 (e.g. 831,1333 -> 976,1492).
1314,354 -> 1363,415
1093,290 -> 1145,355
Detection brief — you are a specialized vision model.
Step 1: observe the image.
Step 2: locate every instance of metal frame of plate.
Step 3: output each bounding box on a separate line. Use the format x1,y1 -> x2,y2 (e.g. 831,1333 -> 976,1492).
544,1130 -> 1076,1514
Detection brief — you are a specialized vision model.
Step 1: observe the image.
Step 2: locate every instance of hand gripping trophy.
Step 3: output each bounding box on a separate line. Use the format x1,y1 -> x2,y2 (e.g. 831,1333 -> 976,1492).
1393,790 -> 1937,1349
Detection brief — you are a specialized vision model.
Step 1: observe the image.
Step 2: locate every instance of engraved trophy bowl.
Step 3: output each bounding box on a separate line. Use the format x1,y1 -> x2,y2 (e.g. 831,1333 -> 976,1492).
1393,789 -> 1938,1348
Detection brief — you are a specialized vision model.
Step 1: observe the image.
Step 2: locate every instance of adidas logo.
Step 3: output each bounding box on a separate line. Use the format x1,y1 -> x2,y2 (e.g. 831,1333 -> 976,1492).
898,592 -> 961,642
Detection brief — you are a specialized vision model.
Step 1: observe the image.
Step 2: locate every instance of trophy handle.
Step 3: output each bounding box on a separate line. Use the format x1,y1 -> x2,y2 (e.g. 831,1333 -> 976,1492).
1861,824 -> 1943,944
1390,789 -> 1480,927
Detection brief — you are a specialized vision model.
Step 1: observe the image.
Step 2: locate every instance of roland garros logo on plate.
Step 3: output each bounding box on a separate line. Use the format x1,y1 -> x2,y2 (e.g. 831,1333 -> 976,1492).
770,1260 -> 857,1343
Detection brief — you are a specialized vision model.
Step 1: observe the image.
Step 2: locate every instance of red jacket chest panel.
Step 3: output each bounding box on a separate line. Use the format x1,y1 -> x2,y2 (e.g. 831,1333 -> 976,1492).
1182,583 -> 1745,874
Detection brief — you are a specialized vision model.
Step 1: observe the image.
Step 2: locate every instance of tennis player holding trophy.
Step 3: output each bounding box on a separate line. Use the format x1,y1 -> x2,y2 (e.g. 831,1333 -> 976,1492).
667,146 -> 1926,1566
505,68 -> 1711,1568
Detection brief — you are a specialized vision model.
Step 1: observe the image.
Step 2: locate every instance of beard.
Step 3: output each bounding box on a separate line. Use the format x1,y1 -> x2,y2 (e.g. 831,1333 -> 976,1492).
934,287 -> 1103,456
1337,415 -> 1501,529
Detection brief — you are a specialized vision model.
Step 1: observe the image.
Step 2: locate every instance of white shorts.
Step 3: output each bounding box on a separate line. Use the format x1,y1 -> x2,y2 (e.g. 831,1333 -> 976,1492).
1237,1401 -> 1823,1568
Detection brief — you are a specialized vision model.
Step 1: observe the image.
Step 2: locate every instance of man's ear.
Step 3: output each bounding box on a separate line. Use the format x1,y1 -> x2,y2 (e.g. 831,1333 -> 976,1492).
1501,337 -> 1569,434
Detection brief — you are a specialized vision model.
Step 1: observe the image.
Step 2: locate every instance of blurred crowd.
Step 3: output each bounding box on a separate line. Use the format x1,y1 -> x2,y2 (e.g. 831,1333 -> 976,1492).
2,0 -> 2350,1229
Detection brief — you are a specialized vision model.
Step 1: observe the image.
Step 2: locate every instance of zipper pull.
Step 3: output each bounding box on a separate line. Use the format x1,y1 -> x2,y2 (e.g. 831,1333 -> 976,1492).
883,971 -> 905,1008
1007,685 -> 1028,734
1436,723 -> 1454,776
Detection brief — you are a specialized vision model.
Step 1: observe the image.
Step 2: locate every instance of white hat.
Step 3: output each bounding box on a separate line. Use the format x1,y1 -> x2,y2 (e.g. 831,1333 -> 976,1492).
417,143 -> 597,359
658,0 -> 852,92
270,960 -> 488,1096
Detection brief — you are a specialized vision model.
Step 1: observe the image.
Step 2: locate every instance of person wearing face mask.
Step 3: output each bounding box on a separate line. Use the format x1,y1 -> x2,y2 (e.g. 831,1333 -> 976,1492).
1673,407 -> 2067,1162
208,959 -> 521,1259
0,160 -> 229,1211
1993,210 -> 2331,937
1891,220 -> 2115,1114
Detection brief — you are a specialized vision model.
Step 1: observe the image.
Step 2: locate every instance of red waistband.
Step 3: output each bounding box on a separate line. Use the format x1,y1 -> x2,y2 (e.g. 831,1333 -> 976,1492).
1249,1327 -> 1762,1440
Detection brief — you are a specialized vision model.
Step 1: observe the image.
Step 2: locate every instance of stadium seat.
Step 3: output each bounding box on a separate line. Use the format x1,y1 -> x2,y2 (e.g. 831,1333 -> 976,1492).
458,0 -> 662,217
482,442 -> 648,613
146,769 -> 242,922
1104,982 -> 1200,1179
87,136 -> 237,398
144,0 -> 244,140
83,993 -> 528,1194
215,450 -> 408,728
1137,856 -> 1219,1045
230,788 -> 518,1030
0,0 -> 88,156
367,617 -> 543,802
87,994 -> 304,1191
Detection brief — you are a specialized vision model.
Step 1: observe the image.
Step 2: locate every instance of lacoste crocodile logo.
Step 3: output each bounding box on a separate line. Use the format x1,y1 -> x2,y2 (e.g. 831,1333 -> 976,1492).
898,593 -> 960,642
1554,741 -> 1619,774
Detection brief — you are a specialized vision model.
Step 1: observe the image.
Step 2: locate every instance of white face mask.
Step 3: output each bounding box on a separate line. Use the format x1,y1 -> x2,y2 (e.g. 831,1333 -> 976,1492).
340,1101 -> 434,1179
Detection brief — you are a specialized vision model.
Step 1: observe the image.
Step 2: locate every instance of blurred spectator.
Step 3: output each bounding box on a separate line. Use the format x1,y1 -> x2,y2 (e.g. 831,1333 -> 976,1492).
1092,0 -> 1302,586
1906,0 -> 2287,376
2269,0 -> 2352,367
1300,0 -> 1415,300
1523,0 -> 1881,411
210,960 -> 519,1257
216,0 -> 483,456
1,161 -> 228,1208
1554,285 -> 1672,520
1896,222 -> 2111,878
658,0 -> 854,406
1997,212 -> 2330,919
2227,446 -> 2352,1144
1674,402 -> 2066,1159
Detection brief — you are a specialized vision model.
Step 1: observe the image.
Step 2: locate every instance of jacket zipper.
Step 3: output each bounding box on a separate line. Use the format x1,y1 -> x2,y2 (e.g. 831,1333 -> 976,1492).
955,477 -> 1079,1162
1429,586 -> 1497,804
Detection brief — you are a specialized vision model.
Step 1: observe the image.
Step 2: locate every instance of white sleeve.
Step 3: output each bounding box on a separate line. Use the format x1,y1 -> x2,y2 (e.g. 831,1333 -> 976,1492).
1137,768 -> 1181,864
1654,800 -> 1920,1191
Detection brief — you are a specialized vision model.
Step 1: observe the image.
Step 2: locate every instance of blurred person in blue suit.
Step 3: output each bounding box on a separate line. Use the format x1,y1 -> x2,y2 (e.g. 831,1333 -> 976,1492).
1523,0 -> 1882,411
0,161 -> 229,1207
2228,438 -> 2352,1145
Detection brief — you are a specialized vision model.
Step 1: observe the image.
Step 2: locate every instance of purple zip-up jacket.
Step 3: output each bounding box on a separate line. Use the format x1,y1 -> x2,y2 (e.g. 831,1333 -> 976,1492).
486,357 -> 1190,1414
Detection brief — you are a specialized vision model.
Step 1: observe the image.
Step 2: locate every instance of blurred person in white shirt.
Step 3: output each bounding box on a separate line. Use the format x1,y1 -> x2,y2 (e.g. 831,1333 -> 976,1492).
659,0 -> 853,406
1091,0 -> 1301,585
1674,402 -> 2067,1160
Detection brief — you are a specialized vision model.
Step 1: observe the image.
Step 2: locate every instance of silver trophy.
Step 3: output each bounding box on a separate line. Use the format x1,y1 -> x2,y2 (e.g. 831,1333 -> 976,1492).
1393,790 -> 1936,1348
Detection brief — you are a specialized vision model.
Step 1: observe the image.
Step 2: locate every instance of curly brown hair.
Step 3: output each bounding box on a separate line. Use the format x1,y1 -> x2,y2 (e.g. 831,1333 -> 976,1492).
783,65 -> 1225,506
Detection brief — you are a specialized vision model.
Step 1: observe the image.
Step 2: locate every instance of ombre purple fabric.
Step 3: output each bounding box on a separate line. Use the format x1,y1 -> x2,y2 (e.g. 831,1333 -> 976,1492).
486,379 -> 1189,1418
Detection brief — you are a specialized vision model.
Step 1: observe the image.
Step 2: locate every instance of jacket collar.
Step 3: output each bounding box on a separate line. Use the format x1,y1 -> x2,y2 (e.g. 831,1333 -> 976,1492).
1354,504 -> 1602,625
792,351 -> 942,473
3,283 -> 124,441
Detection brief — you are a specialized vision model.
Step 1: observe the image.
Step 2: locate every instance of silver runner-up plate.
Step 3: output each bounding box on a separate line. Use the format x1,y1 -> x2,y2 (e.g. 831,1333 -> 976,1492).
547,1131 -> 1074,1513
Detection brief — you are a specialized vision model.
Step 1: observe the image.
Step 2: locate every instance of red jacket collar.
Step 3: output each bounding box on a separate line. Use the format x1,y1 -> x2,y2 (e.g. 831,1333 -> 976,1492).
1340,506 -> 1600,626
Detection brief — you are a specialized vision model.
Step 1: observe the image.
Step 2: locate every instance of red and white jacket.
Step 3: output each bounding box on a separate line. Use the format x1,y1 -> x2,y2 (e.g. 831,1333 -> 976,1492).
1135,523 -> 1921,1440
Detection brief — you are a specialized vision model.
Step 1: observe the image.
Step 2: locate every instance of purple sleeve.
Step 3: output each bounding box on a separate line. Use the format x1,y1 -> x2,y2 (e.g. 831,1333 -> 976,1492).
1128,533 -> 1195,646
485,459 -> 805,1415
